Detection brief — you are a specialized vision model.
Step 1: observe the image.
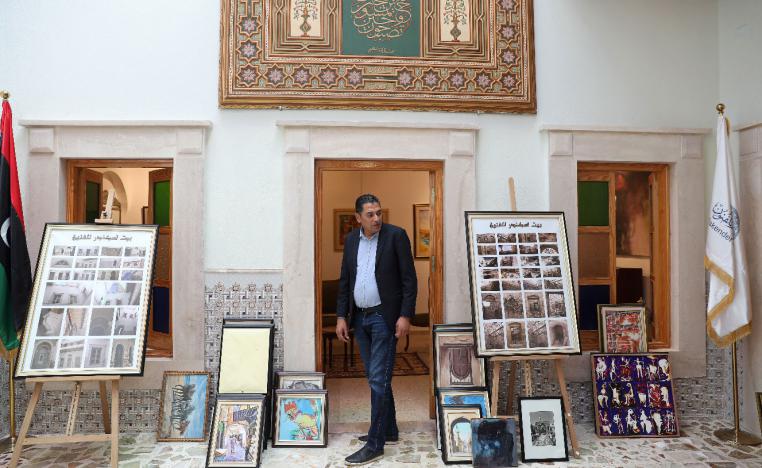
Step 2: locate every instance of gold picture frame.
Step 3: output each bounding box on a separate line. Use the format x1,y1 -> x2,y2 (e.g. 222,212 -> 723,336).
206,394 -> 265,467
15,223 -> 158,378
413,203 -> 431,259
157,370 -> 211,442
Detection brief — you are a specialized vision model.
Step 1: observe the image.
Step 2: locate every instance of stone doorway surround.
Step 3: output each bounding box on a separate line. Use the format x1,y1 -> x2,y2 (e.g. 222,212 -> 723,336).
543,125 -> 710,381
19,120 -> 210,388
279,121 -> 477,371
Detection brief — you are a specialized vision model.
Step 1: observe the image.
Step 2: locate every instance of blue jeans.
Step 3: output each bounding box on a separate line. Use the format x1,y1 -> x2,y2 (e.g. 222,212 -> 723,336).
353,311 -> 399,451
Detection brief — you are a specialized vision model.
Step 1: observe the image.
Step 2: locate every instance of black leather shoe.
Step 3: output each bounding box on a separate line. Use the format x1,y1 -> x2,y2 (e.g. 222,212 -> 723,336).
345,446 -> 384,465
358,434 -> 399,445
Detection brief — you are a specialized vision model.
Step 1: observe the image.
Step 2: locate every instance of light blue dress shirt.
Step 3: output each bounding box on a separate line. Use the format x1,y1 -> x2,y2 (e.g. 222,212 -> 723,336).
354,228 -> 382,308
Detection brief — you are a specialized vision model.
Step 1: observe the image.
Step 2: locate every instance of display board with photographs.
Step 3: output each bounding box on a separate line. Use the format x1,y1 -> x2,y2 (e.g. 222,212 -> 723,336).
518,397 -> 569,463
16,224 -> 158,377
207,394 -> 266,467
465,212 -> 580,356
591,353 -> 678,438
598,304 -> 648,353
433,324 -> 486,388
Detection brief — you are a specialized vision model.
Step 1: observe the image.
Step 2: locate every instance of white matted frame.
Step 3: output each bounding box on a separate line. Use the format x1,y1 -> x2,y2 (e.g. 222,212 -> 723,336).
16,223 -> 158,377
465,211 -> 580,357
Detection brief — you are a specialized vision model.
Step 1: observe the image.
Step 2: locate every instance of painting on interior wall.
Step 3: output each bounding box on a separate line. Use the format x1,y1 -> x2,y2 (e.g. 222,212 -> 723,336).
615,171 -> 651,257
15,224 -> 158,378
219,0 -> 535,112
414,203 -> 431,258
465,212 -> 580,357
333,208 -> 389,251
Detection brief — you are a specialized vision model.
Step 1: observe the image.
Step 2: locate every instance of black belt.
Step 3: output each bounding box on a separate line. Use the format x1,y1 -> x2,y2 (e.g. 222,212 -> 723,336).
356,304 -> 383,315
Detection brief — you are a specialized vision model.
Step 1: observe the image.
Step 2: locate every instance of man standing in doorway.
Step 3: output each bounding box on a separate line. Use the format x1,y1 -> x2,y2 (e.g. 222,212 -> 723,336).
336,194 -> 417,465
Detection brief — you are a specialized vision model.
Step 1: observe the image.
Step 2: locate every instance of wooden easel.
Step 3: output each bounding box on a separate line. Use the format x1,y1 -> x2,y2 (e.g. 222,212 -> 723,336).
489,178 -> 580,458
489,355 -> 580,457
10,375 -> 120,468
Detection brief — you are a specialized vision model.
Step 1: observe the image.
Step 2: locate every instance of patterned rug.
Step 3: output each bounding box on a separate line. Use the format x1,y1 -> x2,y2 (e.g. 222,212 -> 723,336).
325,352 -> 429,379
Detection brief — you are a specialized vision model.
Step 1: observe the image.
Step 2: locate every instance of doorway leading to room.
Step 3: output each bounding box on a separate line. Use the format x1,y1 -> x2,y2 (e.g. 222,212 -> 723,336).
314,160 -> 444,428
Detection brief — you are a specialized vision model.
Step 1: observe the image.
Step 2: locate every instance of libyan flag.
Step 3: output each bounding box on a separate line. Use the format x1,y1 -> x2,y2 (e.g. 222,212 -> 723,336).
0,100 -> 32,353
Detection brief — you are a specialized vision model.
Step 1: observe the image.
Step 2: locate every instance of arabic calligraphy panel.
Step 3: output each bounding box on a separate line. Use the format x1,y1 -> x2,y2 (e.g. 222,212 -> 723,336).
220,0 -> 536,112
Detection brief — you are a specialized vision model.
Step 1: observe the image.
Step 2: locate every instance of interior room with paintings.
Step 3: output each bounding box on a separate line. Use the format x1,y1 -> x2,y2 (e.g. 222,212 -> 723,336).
1,1 -> 762,467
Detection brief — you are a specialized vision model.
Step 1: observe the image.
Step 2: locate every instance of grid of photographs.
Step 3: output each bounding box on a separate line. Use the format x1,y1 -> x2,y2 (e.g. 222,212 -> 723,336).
466,212 -> 580,356
16,224 -> 157,377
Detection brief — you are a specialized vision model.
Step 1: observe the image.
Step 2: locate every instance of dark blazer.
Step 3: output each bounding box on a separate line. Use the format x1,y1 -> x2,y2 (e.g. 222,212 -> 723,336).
336,223 -> 417,331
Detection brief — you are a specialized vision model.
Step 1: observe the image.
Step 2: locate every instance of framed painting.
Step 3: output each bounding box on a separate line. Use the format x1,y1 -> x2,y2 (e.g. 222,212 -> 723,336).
276,371 -> 325,390
598,304 -> 648,353
333,208 -> 390,251
438,404 -> 483,464
518,397 -> 568,463
471,417 -> 518,467
413,204 -> 431,258
218,320 -> 275,394
157,371 -> 211,442
465,211 -> 580,357
433,326 -> 485,388
591,353 -> 679,438
15,224 -> 158,378
272,389 -> 328,447
207,394 -> 265,467
219,0 -> 536,112
436,386 -> 491,450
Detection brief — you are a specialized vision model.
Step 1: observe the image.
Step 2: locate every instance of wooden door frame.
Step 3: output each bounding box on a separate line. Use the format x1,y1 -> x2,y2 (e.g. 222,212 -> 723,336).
314,159 -> 444,413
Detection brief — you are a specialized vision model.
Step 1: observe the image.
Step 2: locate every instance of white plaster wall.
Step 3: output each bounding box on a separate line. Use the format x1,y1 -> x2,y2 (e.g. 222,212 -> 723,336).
719,0 -> 762,436
94,167 -> 152,224
1,1 -> 723,377
320,171 -> 430,314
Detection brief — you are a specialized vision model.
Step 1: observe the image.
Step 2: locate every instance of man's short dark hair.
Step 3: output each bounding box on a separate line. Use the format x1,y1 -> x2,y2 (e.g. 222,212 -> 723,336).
355,194 -> 381,213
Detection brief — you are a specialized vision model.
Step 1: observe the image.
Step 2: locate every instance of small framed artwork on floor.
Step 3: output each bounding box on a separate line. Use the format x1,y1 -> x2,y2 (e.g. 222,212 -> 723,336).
157,371 -> 211,442
207,394 -> 265,467
438,404 -> 483,464
471,417 -> 518,467
272,389 -> 327,447
433,326 -> 486,388
598,304 -> 648,353
276,371 -> 325,390
518,397 -> 569,463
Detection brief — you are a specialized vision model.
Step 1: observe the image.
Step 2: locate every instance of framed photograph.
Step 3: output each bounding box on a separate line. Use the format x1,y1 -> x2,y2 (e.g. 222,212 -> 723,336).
157,371 -> 211,442
276,371 -> 325,390
465,211 -> 580,357
272,389 -> 328,447
471,417 -> 518,468
598,304 -> 648,353
413,203 -> 431,258
218,320 -> 275,395
438,404 -> 483,464
333,208 -> 389,251
207,394 -> 265,467
591,353 -> 679,438
518,397 -> 568,463
433,326 -> 486,388
15,224 -> 158,378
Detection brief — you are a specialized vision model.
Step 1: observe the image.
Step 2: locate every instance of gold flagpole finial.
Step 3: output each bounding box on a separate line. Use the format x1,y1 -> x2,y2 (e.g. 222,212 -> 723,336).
716,103 -> 725,114
0,90 -> 9,100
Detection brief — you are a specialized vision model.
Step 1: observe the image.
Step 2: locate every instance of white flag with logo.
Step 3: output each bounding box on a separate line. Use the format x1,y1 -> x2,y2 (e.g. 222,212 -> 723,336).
705,113 -> 751,346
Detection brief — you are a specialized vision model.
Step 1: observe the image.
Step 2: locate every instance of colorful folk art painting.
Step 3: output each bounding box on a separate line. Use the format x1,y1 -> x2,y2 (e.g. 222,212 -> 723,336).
591,354 -> 679,438
276,395 -> 326,445
208,399 -> 264,467
220,0 -> 535,112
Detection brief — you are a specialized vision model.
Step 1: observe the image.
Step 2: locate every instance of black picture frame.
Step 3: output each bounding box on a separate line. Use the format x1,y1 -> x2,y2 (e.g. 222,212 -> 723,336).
518,396 -> 569,463
438,403 -> 483,464
206,393 -> 266,468
271,389 -> 328,448
464,211 -> 581,357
